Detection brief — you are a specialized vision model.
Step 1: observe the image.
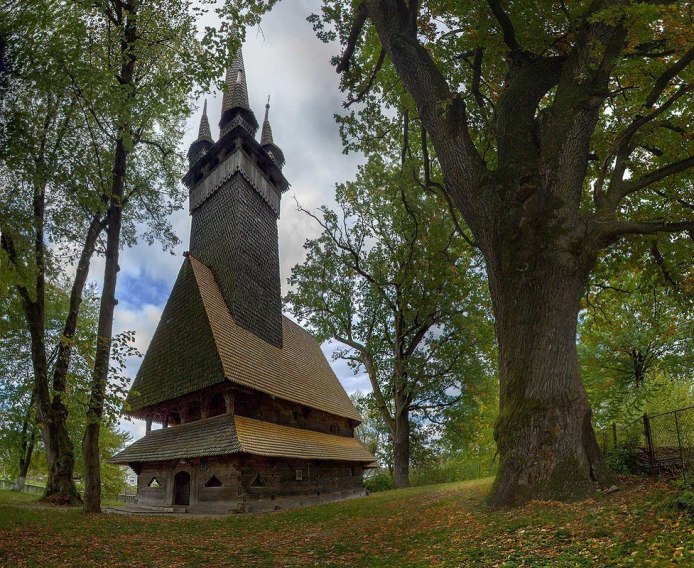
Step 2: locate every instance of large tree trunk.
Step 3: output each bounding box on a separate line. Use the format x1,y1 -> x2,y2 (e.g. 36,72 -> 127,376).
82,141 -> 126,514
82,0 -> 136,514
485,250 -> 612,507
13,420 -> 36,492
393,390 -> 410,488
5,173 -> 83,505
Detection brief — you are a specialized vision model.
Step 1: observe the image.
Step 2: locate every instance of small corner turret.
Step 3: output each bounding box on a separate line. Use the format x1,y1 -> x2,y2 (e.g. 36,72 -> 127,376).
187,100 -> 214,167
261,97 -> 285,169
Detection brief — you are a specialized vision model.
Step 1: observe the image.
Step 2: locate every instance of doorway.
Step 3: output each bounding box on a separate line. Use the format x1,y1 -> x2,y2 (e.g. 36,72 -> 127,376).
173,471 -> 191,506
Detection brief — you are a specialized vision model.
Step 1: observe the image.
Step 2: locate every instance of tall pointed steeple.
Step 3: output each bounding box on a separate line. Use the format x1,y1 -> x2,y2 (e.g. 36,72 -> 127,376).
219,38 -> 258,137
260,96 -> 273,145
188,99 -> 214,166
197,100 -> 213,143
260,97 -> 285,169
222,48 -> 250,112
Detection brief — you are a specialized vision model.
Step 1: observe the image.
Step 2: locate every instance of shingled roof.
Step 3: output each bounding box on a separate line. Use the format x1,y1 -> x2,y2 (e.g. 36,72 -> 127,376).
110,414 -> 374,464
126,255 -> 362,422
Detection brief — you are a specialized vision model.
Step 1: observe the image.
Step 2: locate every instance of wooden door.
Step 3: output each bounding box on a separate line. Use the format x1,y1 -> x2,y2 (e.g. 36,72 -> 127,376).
173,471 -> 190,506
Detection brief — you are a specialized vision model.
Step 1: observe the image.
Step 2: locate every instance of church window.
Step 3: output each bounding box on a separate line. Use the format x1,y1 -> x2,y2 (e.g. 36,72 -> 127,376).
330,424 -> 338,434
251,474 -> 264,487
205,475 -> 223,488
148,477 -> 160,488
295,469 -> 303,481
347,467 -> 353,477
292,410 -> 299,422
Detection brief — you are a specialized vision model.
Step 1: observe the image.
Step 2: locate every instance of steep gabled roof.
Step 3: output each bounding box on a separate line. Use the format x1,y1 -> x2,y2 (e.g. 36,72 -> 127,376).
126,260 -> 226,413
189,255 -> 361,422
126,255 -> 362,422
110,414 -> 374,464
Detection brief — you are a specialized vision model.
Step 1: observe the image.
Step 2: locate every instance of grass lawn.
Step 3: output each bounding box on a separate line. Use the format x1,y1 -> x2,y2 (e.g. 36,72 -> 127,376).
1,477 -> 692,567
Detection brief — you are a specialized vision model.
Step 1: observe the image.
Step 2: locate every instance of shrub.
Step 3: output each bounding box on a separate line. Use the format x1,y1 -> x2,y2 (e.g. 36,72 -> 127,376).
364,471 -> 394,493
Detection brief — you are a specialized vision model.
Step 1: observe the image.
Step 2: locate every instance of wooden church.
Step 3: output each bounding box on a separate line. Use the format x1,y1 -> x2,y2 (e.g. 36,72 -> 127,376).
111,40 -> 375,513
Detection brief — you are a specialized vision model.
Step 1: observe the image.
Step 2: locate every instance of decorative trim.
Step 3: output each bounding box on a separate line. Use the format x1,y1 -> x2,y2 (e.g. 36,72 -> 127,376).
189,149 -> 281,217
220,115 -> 257,138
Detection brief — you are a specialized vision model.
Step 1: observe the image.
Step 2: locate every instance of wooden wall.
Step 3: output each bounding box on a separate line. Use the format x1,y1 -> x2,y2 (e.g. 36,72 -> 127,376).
133,455 -> 366,513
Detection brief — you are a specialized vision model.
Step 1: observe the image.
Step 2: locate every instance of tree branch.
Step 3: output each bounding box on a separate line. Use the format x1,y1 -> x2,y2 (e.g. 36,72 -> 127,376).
644,46 -> 694,108
336,2 -> 368,74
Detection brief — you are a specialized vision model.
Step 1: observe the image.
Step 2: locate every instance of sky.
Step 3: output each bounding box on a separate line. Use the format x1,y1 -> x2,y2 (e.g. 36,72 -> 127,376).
112,1 -> 372,441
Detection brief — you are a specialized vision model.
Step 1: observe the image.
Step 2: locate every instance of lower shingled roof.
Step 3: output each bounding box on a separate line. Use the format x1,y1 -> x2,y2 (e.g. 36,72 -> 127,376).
110,414 -> 375,464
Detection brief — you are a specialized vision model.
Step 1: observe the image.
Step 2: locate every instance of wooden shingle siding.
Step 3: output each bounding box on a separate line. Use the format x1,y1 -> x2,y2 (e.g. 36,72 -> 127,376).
189,256 -> 362,421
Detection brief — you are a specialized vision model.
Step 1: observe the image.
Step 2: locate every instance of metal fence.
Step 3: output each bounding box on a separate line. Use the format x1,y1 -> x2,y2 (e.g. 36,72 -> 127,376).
599,405 -> 694,481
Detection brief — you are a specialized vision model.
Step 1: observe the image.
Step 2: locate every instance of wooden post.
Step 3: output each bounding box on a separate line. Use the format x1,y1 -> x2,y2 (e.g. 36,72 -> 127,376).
145,415 -> 152,434
674,411 -> 686,483
224,391 -> 235,415
612,422 -> 617,448
643,413 -> 655,475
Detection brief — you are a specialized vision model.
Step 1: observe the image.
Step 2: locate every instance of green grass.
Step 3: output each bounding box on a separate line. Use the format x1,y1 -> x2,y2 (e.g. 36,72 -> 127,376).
1,477 -> 692,567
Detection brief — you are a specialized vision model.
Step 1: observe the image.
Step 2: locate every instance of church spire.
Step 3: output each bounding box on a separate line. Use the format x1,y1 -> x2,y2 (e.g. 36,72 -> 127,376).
187,99 -> 214,166
260,96 -> 285,169
260,96 -> 273,145
219,37 -> 258,137
221,47 -> 250,112
197,100 -> 213,144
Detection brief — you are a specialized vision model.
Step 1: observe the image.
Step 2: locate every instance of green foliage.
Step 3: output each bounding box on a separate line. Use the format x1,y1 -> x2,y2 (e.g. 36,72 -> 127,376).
0,282 -> 131,492
286,152 -> 497,475
603,447 -> 639,474
363,470 -> 394,493
410,453 -> 497,487
581,244 -> 694,428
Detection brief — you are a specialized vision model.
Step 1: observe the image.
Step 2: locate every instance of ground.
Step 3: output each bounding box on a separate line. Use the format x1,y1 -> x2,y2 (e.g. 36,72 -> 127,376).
0,477 -> 692,567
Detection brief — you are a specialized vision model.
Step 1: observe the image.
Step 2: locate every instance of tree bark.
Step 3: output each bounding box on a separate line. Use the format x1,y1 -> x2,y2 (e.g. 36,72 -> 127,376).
3,174 -> 83,505
393,389 -> 410,488
13,412 -> 36,492
82,141 -> 126,513
485,247 -> 612,507
81,0 -> 137,514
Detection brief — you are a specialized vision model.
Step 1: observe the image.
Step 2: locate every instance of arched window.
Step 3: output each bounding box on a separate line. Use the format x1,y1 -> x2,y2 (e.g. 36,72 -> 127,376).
148,477 -> 160,488
205,475 -> 223,488
209,394 -> 226,417
330,424 -> 338,434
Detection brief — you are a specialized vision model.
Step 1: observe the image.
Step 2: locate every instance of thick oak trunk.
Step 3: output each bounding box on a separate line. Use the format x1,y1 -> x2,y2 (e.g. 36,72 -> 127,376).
486,257 -> 612,507
41,404 -> 82,504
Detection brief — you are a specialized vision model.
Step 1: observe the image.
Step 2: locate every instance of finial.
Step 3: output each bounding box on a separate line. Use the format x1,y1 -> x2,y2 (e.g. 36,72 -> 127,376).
264,95 -> 270,122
